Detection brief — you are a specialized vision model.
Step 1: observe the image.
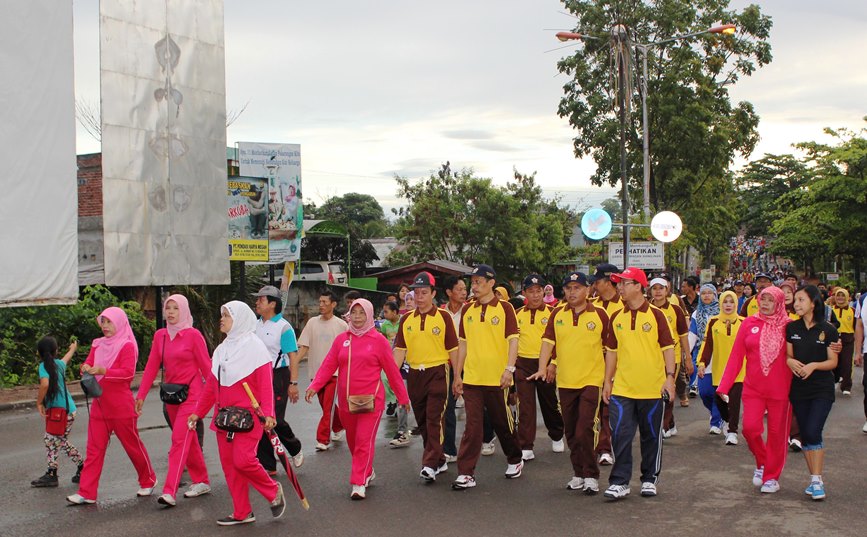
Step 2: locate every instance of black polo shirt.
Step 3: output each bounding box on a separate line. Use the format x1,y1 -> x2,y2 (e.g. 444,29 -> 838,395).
786,319 -> 839,401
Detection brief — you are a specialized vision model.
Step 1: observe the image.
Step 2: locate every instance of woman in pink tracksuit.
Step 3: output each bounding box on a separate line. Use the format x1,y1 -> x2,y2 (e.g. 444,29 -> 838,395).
306,298 -> 409,500
188,301 -> 286,526
67,307 -> 157,505
718,286 -> 792,493
136,294 -> 212,506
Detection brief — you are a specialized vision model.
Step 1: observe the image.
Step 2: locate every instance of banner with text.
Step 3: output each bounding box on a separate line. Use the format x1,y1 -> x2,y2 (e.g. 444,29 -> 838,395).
237,142 -> 302,263
608,241 -> 665,270
228,176 -> 269,261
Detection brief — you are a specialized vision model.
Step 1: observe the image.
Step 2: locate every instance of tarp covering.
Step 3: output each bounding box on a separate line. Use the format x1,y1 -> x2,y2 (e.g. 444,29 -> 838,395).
0,0 -> 78,307
100,0 -> 230,285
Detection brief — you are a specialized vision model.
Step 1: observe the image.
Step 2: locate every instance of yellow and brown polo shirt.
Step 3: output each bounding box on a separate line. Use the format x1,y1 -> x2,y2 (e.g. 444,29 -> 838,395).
697,315 -> 745,384
541,303 -> 610,389
515,304 -> 553,359
459,296 -> 519,386
394,306 -> 458,369
833,306 -> 855,334
593,295 -> 625,319
654,300 -> 688,359
604,300 -> 674,399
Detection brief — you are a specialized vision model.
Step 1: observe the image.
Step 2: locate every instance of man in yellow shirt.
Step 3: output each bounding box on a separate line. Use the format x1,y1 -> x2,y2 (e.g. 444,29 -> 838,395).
452,264 -> 523,489
602,267 -> 676,500
739,272 -> 773,317
589,263 -> 622,466
394,272 -> 459,482
529,271 -> 610,494
648,277 -> 690,437
514,274 -> 563,461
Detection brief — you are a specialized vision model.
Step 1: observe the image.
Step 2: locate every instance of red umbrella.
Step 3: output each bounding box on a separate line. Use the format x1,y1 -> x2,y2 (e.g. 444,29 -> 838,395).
243,382 -> 309,510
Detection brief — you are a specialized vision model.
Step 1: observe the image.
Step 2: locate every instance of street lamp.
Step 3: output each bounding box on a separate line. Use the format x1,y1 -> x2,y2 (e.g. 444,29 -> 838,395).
557,23 -> 736,266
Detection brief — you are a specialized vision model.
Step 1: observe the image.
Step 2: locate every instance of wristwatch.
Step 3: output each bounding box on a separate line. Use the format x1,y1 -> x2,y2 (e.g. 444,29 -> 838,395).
665,370 -> 676,378
288,381 -> 299,386
505,365 -> 516,373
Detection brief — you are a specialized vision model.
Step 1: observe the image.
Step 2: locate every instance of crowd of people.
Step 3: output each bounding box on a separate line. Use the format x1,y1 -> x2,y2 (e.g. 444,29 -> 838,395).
29,263 -> 866,525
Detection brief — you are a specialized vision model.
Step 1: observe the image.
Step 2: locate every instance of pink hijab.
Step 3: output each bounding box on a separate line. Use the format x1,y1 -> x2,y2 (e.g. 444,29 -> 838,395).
164,294 -> 193,340
92,307 -> 138,379
347,298 -> 375,337
754,286 -> 789,376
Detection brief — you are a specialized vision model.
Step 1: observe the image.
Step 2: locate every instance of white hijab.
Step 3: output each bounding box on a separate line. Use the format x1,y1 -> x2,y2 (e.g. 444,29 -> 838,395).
211,301 -> 271,386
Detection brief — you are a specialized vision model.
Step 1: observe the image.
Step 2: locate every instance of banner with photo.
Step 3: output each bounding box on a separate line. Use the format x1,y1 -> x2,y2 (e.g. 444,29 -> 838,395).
237,142 -> 303,263
228,176 -> 269,261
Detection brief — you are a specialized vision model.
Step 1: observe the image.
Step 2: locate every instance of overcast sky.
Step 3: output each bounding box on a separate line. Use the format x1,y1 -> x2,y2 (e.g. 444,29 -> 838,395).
72,0 -> 867,215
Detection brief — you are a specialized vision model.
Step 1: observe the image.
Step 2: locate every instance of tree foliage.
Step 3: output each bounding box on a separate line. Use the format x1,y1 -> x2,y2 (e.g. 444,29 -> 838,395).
736,153 -> 811,237
390,163 -> 577,281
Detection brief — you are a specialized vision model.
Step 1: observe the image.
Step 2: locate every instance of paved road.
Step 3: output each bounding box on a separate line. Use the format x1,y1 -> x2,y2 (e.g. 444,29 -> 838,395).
1,365 -> 865,537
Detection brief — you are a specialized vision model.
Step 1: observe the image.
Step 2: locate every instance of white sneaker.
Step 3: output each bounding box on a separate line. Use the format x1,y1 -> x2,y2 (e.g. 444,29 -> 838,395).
789,438 -> 802,452
725,432 -> 738,445
583,477 -> 599,495
598,452 -> 614,465
435,462 -> 448,475
137,479 -> 157,497
183,482 -> 211,498
350,485 -> 366,500
603,484 -> 630,499
521,450 -> 535,461
481,441 -> 496,456
66,493 -> 95,505
420,467 -> 436,482
709,425 -> 722,435
292,450 -> 304,467
444,454 -> 458,463
752,467 -> 764,487
842,390 -> 851,395
552,439 -> 565,453
663,428 -> 674,439
315,442 -> 330,451
452,474 -> 476,490
761,479 -> 780,493
157,493 -> 176,507
862,421 -> 867,434
365,469 -> 376,487
566,476 -> 585,490
331,430 -> 345,442
640,482 -> 657,497
504,461 -> 524,479
721,421 -> 729,435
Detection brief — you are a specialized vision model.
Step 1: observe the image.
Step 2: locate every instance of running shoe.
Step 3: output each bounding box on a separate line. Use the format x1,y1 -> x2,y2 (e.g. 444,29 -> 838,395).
157,494 -> 176,507
789,438 -> 802,452
598,453 -> 614,466
603,484 -> 630,499
842,390 -> 851,396
505,461 -> 524,479
752,467 -> 764,487
566,476 -> 584,490
552,439 -> 565,453
521,450 -> 535,461
810,482 -> 826,501
365,469 -> 376,487
724,432 -> 738,445
137,479 -> 157,497
640,482 -> 657,497
435,462 -> 448,475
760,479 -> 780,493
331,430 -> 345,442
452,474 -> 476,490
688,386 -> 698,398
420,467 -> 436,482
444,454 -> 458,463
315,442 -> 330,451
862,421 -> 867,434
31,470 -> 58,488
481,441 -> 496,456
389,431 -> 412,448
66,493 -> 96,505
350,485 -> 366,500
709,425 -> 722,435
184,482 -> 211,498
663,427 -> 677,439
583,478 -> 599,495
270,483 -> 286,518
216,513 -> 255,526
293,450 -> 304,468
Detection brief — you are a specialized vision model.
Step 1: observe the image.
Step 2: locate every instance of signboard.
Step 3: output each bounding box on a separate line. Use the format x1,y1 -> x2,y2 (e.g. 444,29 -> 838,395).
237,142 -> 302,263
581,209 -> 612,240
228,176 -> 269,261
826,273 -> 839,281
700,269 -> 714,283
608,241 -> 665,270
650,211 -> 683,243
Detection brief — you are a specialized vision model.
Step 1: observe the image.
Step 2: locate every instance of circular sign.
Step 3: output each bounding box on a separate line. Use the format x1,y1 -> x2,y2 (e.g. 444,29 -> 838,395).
650,211 -> 683,243
581,209 -> 613,241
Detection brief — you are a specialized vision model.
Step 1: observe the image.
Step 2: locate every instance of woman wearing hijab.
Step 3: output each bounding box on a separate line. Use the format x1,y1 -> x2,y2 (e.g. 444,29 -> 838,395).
188,301 -> 285,526
689,284 -> 723,433
697,291 -> 745,445
717,287 -> 792,493
305,298 -> 409,500
67,307 -> 157,505
135,294 -> 212,506
543,284 -> 558,306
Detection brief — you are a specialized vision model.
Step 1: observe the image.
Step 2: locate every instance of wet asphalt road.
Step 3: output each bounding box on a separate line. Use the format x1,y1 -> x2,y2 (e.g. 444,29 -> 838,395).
1,364 -> 865,537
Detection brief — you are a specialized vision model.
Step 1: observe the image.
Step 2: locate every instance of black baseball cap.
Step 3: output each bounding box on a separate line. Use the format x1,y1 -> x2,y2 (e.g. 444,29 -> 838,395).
755,272 -> 772,281
465,264 -> 496,279
589,263 -> 620,283
562,271 -> 589,287
733,279 -> 744,285
410,271 -> 436,289
522,273 -> 546,290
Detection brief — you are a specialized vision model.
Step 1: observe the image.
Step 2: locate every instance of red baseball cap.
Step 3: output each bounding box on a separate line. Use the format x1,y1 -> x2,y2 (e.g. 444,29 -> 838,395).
610,266 -> 649,287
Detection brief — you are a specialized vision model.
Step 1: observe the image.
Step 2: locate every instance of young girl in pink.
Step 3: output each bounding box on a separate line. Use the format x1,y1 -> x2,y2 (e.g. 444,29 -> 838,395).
306,298 -> 409,500
67,307 -> 157,505
136,294 -> 212,506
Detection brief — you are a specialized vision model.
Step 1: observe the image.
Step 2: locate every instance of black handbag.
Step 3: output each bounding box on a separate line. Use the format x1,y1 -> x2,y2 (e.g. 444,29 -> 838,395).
158,334 -> 189,404
80,372 -> 102,397
213,366 -> 253,433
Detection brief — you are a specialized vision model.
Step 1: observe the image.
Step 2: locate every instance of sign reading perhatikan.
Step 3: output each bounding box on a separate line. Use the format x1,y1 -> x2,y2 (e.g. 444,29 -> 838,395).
237,142 -> 303,263
650,211 -> 683,243
608,242 -> 665,270
100,0 -> 230,286
228,176 -> 269,261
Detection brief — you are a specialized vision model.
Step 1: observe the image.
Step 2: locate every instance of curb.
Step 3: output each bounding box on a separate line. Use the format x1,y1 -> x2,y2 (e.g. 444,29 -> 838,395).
0,374 -> 155,413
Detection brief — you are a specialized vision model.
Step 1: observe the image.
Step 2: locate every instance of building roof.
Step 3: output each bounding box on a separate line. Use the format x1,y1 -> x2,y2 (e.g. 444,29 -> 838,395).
374,259 -> 474,287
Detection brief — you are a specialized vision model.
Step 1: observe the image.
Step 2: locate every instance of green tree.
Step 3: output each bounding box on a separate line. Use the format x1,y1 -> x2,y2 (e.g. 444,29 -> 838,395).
737,153 -> 811,237
390,163 -> 576,281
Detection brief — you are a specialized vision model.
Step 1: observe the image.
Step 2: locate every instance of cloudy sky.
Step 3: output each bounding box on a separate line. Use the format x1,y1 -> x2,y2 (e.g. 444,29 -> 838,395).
72,0 -> 867,215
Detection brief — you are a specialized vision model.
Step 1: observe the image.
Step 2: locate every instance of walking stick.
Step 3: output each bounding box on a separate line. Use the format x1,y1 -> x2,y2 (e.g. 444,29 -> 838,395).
242,382 -> 310,510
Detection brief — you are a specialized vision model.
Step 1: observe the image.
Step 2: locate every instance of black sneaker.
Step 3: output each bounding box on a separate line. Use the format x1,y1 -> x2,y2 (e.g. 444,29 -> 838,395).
72,464 -> 83,484
31,470 -> 58,488
269,483 -> 286,519
216,513 -> 255,526
410,427 -> 421,437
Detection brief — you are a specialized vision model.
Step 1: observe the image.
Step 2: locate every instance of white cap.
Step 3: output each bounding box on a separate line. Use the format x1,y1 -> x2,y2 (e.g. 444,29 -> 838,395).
648,277 -> 669,288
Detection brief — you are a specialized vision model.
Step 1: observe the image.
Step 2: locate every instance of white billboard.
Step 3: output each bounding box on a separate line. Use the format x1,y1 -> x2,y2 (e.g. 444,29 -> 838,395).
0,0 -> 78,306
100,0 -> 229,285
608,241 -> 665,270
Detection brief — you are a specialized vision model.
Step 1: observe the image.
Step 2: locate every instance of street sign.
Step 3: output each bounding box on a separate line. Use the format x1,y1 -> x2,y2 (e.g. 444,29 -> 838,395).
608,241 -> 665,269
650,211 -> 683,243
581,209 -> 613,240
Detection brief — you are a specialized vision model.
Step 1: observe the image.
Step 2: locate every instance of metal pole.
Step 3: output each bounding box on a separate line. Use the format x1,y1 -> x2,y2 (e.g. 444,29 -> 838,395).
639,45 -> 651,221
614,25 -> 630,268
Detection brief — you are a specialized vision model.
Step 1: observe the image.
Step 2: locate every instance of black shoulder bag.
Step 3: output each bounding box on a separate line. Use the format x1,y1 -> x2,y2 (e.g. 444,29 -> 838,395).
213,366 -> 254,437
158,334 -> 190,405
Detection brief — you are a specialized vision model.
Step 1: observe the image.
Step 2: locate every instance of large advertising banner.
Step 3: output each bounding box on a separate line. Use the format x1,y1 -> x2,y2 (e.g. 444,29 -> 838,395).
100,0 -> 230,285
228,176 -> 269,261
237,142 -> 303,263
0,0 -> 78,306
